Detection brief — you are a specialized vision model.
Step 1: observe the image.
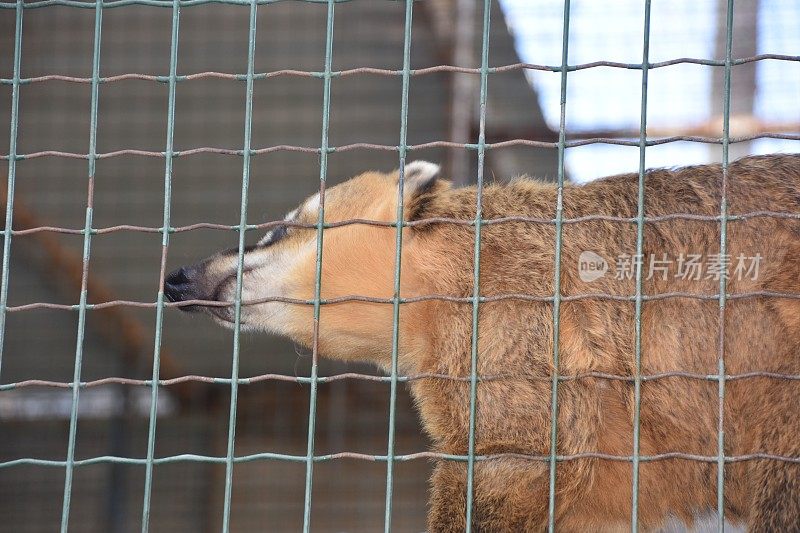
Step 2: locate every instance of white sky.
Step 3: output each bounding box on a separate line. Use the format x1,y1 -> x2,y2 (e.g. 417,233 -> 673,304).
499,0 -> 800,183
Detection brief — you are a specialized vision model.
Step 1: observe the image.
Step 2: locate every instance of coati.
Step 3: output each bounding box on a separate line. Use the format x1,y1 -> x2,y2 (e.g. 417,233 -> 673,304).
165,154 -> 800,532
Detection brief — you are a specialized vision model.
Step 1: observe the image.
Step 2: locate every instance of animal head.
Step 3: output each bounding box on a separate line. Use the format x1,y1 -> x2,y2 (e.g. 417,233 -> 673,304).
164,161 -> 446,364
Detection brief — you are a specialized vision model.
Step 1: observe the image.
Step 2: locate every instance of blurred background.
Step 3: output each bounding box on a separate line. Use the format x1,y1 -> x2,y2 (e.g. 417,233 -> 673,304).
0,0 -> 797,531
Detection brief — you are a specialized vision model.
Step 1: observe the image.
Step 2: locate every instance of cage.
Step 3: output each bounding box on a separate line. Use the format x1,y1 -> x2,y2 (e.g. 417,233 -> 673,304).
1,0 -> 798,531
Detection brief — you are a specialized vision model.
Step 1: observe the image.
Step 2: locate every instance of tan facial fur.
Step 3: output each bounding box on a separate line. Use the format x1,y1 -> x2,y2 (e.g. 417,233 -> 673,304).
193,161 -> 442,369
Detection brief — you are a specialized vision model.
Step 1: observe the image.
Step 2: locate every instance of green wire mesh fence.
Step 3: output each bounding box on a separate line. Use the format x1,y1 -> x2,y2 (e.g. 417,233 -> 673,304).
1,0 -> 800,532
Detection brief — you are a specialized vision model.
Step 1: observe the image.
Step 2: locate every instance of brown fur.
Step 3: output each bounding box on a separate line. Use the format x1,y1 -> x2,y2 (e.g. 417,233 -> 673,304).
174,154 -> 800,531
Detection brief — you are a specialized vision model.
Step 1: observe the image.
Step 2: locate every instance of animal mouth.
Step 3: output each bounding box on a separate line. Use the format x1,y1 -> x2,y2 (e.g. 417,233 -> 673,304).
206,268 -> 255,324
163,263 -> 255,325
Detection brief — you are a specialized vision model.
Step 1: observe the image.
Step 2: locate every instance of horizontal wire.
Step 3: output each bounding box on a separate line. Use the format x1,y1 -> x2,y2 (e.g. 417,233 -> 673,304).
1,450 -> 798,470
2,54 -> 798,86
4,289 -> 800,313
3,132 -> 800,161
2,369 -> 800,392
0,0 -> 366,8
4,209 -> 800,237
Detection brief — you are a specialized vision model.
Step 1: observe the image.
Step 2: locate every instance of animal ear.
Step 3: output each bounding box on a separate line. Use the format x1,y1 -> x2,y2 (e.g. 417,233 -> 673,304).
401,160 -> 441,199
401,161 -> 448,221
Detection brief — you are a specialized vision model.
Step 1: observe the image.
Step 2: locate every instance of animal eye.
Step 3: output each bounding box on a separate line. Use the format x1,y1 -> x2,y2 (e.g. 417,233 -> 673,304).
262,224 -> 288,247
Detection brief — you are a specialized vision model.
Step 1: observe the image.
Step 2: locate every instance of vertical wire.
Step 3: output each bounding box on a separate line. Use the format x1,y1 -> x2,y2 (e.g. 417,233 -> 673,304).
630,1 -> 652,531
0,0 -> 23,380
546,1 -> 570,530
60,0 -> 103,530
140,0 -> 180,530
465,0 -> 491,530
302,1 -> 335,530
220,0 -> 258,529
383,1 -> 413,531
717,0 -> 734,529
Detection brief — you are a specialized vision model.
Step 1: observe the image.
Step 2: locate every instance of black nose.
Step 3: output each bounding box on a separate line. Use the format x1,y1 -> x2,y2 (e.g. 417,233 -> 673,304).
164,266 -> 200,307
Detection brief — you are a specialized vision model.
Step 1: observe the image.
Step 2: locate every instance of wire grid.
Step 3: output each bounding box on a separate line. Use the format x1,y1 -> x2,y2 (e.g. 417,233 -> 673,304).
1,0 -> 800,532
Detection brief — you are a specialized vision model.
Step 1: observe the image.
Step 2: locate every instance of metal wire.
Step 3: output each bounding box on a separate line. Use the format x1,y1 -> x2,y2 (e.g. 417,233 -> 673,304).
5,209 -> 800,238
630,1 -> 652,529
3,209 -> 800,236
383,1 -> 414,531
2,53 -> 799,86
4,286 -> 800,314
546,1 -> 570,529
0,0 -> 22,383
2,450 -> 799,470
302,1 -> 335,530
4,132 -> 800,163
219,0 -> 259,529
59,1 -> 103,530
0,0 -> 370,7
464,1 -> 492,530
717,1 -> 735,529
140,0 -> 180,530
4,368 -> 800,393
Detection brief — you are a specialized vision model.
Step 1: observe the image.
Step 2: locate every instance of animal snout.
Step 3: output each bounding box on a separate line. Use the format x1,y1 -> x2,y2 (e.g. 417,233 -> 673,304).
164,266 -> 203,308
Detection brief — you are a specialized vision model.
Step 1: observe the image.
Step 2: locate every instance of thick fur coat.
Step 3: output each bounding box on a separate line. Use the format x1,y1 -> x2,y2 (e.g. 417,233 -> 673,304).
166,154 -> 800,531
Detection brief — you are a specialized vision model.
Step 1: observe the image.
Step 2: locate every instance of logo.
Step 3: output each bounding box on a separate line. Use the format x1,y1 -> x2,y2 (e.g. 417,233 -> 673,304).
578,251 -> 608,282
